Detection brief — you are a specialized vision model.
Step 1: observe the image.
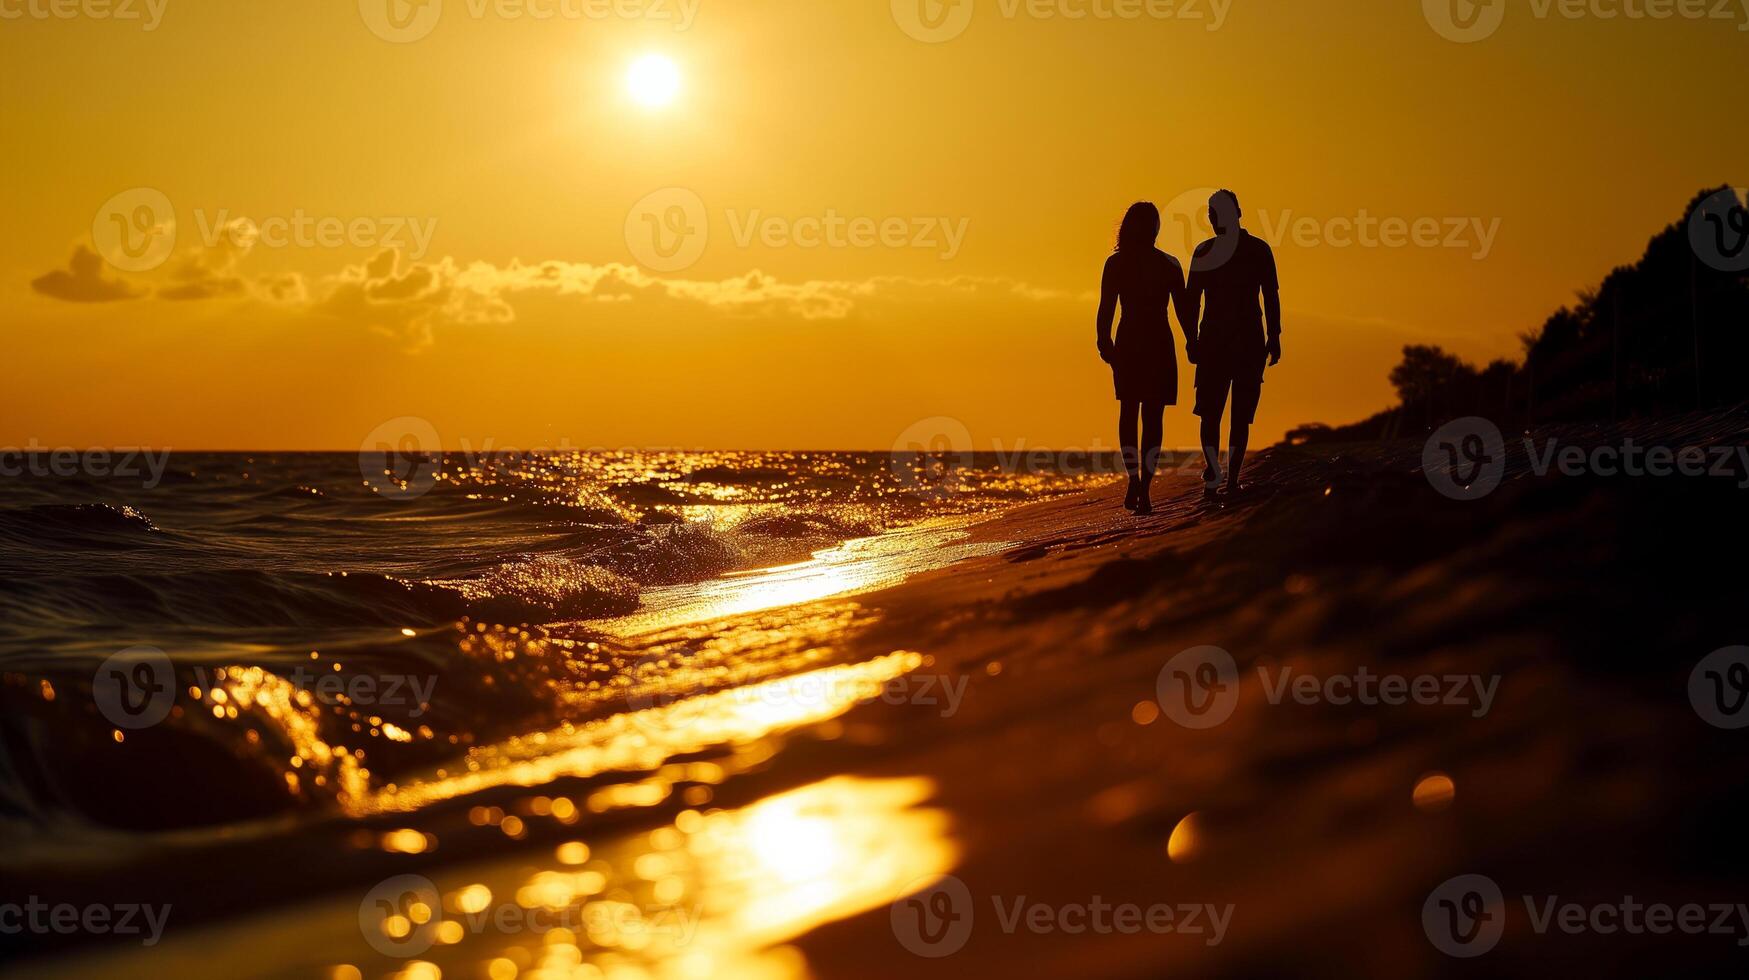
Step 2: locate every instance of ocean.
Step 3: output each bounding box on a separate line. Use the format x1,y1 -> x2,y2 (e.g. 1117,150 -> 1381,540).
0,450 -> 1108,840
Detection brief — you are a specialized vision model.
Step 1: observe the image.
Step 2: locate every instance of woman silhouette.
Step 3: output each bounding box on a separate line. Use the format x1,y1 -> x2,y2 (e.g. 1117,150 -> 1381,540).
1097,202 -> 1188,514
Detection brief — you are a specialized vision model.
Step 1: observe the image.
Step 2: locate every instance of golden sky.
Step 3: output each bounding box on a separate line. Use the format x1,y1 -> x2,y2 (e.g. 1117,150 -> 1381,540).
2,0 -> 1744,450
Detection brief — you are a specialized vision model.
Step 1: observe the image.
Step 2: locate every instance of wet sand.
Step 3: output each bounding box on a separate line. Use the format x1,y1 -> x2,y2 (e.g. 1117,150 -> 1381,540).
15,409 -> 1749,978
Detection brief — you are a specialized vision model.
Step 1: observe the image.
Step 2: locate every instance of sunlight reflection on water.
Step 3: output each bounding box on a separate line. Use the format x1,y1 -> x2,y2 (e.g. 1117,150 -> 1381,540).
350,776 -> 957,980
598,518 -> 1006,636
356,650 -> 927,816
17,777 -> 958,980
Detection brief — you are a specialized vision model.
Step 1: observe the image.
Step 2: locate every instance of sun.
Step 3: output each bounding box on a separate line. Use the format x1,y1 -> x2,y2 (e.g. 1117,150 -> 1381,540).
626,54 -> 681,109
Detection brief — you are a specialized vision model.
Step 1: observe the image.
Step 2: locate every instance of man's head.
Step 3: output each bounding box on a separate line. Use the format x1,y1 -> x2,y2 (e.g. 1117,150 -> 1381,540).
1208,189 -> 1242,235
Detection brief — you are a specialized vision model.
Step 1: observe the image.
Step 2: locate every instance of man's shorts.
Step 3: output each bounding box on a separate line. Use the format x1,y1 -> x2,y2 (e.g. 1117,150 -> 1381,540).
1193,354 -> 1266,426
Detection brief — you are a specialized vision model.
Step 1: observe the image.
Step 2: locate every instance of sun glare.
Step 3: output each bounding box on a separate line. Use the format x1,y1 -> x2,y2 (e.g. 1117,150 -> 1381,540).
626,54 -> 681,108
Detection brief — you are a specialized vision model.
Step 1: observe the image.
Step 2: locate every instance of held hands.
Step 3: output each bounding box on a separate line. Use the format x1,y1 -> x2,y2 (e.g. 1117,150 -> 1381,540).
1267,336 -> 1283,367
1184,337 -> 1199,366
1097,338 -> 1115,365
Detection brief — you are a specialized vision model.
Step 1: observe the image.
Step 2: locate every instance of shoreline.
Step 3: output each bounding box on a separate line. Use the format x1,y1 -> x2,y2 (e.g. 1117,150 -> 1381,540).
14,406 -> 1749,976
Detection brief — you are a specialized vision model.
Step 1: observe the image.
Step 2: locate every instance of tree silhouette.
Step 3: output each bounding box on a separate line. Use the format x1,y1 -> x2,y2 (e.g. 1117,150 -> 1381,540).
1292,187 -> 1749,444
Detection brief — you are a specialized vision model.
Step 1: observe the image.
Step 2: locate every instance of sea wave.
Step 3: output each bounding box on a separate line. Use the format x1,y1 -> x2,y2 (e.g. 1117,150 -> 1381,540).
422,556 -> 641,622
0,503 -> 161,549
0,450 -> 1098,838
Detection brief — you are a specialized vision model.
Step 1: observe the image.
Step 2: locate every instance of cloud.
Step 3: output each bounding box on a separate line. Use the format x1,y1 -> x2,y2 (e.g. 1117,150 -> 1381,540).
158,220 -> 255,301
30,247 -> 147,303
310,254 -> 1080,340
255,272 -> 308,304
312,252 -> 484,351
305,253 -> 894,349
28,239 -> 1082,351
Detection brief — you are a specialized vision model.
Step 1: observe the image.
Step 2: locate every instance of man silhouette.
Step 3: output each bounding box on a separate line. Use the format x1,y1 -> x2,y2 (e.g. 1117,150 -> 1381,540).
1185,190 -> 1281,497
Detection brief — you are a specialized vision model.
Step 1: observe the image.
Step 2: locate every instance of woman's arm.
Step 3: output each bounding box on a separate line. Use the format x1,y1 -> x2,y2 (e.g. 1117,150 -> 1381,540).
1168,257 -> 1196,360
1096,257 -> 1118,364
1177,257 -> 1202,364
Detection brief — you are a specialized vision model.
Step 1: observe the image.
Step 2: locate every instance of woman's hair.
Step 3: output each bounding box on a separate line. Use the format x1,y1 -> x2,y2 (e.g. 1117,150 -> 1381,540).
1115,202 -> 1160,253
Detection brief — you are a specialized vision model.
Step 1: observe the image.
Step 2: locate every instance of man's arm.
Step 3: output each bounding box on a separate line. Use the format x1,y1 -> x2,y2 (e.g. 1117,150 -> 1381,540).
1264,285 -> 1282,365
1096,258 -> 1118,364
1262,245 -> 1282,366
1181,259 -> 1203,363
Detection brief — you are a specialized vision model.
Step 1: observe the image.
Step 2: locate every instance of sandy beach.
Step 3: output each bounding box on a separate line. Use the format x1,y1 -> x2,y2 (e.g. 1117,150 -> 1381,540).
10,406 -> 1749,978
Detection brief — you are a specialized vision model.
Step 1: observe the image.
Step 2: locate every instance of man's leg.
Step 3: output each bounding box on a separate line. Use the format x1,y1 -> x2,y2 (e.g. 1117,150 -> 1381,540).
1200,414 -> 1223,490
1197,375 -> 1229,494
1227,419 -> 1250,493
1225,361 -> 1264,493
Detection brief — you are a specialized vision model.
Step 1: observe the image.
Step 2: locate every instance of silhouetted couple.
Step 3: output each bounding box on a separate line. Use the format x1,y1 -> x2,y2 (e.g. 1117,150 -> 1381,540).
1096,191 -> 1282,514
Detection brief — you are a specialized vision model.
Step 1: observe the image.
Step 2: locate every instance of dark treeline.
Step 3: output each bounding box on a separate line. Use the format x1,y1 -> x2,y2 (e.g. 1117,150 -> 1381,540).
1290,187 -> 1749,444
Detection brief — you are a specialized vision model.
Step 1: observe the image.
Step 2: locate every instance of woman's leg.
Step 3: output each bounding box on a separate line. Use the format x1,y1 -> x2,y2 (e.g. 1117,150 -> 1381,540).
1141,401 -> 1167,484
1118,400 -> 1140,479
1118,400 -> 1142,510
